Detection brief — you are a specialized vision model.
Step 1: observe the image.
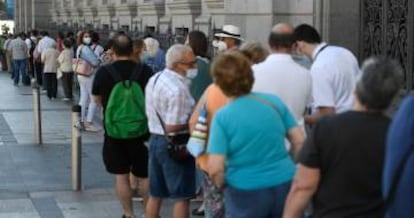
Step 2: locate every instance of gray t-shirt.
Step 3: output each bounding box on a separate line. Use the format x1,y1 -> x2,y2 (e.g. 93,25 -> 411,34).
9,38 -> 28,60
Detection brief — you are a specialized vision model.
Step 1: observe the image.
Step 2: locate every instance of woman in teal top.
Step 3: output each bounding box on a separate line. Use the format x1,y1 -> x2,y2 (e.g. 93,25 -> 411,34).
186,30 -> 212,101
207,52 -> 305,218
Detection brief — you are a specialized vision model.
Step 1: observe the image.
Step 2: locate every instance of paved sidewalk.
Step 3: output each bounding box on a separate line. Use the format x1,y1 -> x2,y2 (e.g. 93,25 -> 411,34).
0,72 -> 200,218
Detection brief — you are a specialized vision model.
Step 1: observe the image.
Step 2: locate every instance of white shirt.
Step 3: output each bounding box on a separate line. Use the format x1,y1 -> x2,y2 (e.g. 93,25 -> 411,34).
36,36 -> 56,54
3,38 -> 11,50
145,68 -> 195,135
310,42 -> 360,113
92,44 -> 104,57
252,53 -> 312,124
25,36 -> 37,56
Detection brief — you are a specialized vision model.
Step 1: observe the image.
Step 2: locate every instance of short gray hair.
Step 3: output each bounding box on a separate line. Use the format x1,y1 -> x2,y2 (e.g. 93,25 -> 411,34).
356,56 -> 403,110
166,44 -> 193,69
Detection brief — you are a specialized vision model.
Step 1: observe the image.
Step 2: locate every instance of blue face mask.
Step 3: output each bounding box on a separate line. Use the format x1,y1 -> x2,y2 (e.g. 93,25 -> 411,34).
292,54 -> 312,69
140,52 -> 148,62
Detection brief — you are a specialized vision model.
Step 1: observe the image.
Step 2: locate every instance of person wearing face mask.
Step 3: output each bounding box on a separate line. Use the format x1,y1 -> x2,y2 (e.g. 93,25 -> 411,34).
185,30 -> 212,102
293,24 -> 360,125
76,31 -> 101,132
145,44 -> 196,218
214,25 -> 244,52
270,23 -> 312,69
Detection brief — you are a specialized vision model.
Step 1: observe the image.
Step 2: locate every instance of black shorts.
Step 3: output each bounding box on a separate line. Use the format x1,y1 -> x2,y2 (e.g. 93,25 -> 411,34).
103,136 -> 148,178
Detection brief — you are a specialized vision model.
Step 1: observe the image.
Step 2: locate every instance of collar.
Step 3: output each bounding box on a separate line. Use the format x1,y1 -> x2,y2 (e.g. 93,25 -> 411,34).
312,42 -> 328,60
164,68 -> 191,86
266,53 -> 294,62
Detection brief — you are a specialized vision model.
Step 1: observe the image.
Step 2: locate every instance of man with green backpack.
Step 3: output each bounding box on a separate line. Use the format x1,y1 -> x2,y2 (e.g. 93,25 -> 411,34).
92,33 -> 153,218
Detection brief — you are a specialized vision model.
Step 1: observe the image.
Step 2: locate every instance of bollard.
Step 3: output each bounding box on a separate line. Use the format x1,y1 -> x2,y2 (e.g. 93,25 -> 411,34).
71,105 -> 82,191
32,78 -> 42,145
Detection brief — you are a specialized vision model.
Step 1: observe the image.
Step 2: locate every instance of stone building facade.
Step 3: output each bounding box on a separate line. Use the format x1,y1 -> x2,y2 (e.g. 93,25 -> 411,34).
14,0 -> 414,89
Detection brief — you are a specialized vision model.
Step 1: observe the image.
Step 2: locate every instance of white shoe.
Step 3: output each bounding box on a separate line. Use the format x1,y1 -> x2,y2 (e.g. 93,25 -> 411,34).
84,124 -> 101,132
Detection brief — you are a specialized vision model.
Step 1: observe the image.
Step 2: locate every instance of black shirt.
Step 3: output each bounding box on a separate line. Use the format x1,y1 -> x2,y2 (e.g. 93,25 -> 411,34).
92,60 -> 153,109
299,111 -> 390,218
92,60 -> 153,142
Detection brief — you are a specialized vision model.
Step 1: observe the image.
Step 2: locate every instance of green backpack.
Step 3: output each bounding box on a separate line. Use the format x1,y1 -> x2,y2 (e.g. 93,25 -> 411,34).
104,64 -> 148,139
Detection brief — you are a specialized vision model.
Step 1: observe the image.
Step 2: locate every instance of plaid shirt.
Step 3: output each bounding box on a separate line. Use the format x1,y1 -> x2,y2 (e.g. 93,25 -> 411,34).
145,68 -> 195,135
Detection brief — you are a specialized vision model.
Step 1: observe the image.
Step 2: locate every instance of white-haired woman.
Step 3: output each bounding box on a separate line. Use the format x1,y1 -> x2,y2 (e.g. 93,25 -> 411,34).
142,37 -> 166,73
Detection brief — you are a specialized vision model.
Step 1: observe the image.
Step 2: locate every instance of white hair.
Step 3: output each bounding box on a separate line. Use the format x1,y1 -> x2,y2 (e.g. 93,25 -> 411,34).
166,44 -> 193,69
144,37 -> 160,58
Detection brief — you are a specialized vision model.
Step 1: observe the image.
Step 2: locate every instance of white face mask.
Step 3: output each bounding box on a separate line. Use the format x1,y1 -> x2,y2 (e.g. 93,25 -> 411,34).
83,37 -> 92,45
212,40 -> 227,52
216,41 -> 227,51
186,68 -> 198,79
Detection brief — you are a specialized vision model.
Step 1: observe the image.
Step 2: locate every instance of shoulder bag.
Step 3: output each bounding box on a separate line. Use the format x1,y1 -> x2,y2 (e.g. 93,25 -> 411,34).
152,72 -> 191,162
72,45 -> 94,77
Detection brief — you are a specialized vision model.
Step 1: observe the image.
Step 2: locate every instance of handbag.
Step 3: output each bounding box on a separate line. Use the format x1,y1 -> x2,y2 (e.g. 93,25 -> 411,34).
72,45 -> 93,77
155,111 -> 191,162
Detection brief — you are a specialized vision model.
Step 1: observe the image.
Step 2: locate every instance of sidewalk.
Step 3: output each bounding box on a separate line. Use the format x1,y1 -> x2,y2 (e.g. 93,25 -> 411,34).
0,72 -> 200,218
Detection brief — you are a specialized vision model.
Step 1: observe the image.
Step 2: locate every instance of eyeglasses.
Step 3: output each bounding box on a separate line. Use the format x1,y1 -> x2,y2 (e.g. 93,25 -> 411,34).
178,60 -> 197,66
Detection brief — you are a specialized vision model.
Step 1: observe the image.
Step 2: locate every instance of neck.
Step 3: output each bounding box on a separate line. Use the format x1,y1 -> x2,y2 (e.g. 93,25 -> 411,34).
114,56 -> 130,61
272,48 -> 291,54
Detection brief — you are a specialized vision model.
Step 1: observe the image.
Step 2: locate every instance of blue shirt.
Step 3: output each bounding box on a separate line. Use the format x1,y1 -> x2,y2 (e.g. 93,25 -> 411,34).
143,49 -> 166,74
383,95 -> 414,218
208,92 -> 297,190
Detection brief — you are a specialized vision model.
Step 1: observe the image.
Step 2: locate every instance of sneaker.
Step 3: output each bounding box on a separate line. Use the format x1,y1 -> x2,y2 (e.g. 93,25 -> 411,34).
74,121 -> 84,130
62,98 -> 72,102
41,90 -> 47,94
84,124 -> 101,132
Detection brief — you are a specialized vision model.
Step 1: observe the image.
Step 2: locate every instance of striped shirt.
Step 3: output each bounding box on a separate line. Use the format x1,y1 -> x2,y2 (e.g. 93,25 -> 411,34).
145,68 -> 195,135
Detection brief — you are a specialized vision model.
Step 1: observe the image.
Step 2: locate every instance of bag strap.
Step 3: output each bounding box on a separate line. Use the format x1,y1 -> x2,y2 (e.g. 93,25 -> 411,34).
385,143 -> 414,206
105,63 -> 143,87
246,94 -> 281,117
152,72 -> 168,135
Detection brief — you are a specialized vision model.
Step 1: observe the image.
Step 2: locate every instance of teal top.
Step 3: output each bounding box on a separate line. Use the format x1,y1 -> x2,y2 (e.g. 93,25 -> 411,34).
190,56 -> 212,101
207,92 -> 297,190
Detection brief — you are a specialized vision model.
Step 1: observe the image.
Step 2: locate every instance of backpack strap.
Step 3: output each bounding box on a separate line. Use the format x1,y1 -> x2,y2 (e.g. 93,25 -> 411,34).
105,63 -> 143,87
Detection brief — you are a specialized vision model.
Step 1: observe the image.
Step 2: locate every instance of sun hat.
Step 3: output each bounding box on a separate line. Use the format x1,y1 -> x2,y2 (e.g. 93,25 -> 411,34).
215,25 -> 244,41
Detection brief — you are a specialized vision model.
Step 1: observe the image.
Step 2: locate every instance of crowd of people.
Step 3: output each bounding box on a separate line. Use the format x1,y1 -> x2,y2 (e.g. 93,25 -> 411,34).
2,22 -> 414,218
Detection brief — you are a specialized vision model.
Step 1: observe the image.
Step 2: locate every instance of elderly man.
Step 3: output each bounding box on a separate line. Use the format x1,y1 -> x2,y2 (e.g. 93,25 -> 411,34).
145,44 -> 196,218
214,24 -> 243,51
294,24 -> 360,125
253,24 -> 311,151
283,57 -> 403,218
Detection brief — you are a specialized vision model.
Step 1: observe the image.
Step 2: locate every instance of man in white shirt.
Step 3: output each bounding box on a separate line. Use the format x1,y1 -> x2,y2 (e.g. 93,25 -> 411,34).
145,44 -> 196,218
253,23 -> 312,128
294,24 -> 360,125
36,31 -> 56,56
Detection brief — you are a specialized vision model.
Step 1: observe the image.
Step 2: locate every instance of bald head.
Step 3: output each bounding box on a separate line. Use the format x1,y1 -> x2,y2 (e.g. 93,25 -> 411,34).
112,34 -> 133,57
272,23 -> 294,34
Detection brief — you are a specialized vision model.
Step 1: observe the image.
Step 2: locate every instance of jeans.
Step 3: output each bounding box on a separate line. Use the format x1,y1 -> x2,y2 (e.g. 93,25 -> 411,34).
224,181 -> 292,218
43,73 -> 57,99
77,75 -> 97,123
61,72 -> 73,99
12,59 -> 27,85
148,134 -> 196,199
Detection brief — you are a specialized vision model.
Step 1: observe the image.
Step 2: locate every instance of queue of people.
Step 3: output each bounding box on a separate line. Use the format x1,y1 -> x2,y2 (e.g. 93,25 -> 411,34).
3,22 -> 413,218
90,24 -> 413,218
